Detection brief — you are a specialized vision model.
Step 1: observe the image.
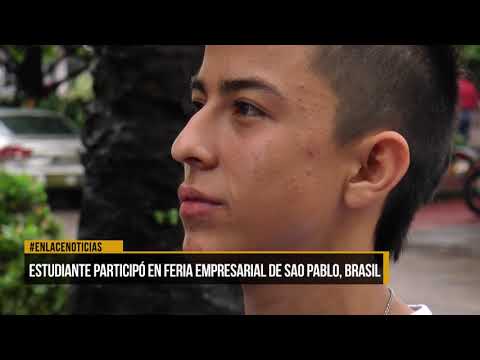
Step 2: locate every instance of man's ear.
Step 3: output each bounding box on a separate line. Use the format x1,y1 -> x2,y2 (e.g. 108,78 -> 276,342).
344,131 -> 410,209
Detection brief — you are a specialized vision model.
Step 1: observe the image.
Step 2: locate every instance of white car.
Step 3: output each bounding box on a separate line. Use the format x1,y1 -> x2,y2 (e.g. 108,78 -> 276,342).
0,108 -> 85,189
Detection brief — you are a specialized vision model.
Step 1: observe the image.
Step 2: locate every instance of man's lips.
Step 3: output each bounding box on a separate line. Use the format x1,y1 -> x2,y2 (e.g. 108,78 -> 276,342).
178,185 -> 225,218
178,185 -> 224,205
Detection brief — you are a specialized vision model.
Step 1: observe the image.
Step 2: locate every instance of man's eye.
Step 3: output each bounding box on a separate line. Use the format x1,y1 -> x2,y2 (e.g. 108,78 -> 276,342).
234,101 -> 266,117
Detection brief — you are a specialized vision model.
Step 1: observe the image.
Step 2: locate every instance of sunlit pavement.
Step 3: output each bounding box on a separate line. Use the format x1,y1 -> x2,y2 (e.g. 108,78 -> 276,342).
391,199 -> 480,315
53,198 -> 480,315
54,210 -> 80,240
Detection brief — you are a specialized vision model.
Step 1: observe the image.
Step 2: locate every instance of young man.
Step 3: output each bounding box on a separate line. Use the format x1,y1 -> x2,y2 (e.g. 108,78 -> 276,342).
171,46 -> 458,315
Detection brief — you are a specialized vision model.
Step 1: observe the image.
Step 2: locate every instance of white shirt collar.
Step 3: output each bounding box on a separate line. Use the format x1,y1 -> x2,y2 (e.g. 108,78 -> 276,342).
409,305 -> 433,315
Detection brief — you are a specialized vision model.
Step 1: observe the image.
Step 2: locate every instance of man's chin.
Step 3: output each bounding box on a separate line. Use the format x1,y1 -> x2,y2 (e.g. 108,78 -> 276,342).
182,243 -> 199,252
182,236 -> 207,252
182,234 -> 232,252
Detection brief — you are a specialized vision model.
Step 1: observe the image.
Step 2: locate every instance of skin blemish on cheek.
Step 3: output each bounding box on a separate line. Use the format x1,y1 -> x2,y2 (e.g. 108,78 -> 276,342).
303,140 -> 319,159
286,176 -> 302,195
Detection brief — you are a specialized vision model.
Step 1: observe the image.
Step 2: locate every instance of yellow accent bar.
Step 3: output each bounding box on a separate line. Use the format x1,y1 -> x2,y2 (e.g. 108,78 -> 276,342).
122,251 -> 389,255
383,252 -> 390,285
24,240 -> 124,254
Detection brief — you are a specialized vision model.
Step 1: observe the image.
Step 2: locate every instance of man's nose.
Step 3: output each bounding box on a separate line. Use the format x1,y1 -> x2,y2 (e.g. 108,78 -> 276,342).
171,110 -> 218,171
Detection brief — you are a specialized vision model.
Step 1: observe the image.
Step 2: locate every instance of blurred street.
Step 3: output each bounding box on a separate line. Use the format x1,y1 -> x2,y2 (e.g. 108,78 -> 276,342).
53,210 -> 79,240
392,199 -> 480,315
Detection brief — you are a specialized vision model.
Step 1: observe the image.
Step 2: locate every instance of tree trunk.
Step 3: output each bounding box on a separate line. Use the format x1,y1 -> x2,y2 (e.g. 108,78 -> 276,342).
17,45 -> 44,102
70,46 -> 243,314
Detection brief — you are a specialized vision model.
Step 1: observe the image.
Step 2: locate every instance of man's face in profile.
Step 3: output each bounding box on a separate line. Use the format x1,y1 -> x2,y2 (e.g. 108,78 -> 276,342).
172,45 -> 351,252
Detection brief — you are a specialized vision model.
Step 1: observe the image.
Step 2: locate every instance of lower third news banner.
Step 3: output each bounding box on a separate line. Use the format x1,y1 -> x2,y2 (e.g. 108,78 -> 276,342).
24,240 -> 389,285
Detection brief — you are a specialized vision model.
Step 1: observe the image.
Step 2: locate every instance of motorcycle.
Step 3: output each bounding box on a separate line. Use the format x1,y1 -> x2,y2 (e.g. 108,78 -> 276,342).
439,143 -> 480,215
464,160 -> 480,216
451,145 -> 480,215
451,145 -> 479,178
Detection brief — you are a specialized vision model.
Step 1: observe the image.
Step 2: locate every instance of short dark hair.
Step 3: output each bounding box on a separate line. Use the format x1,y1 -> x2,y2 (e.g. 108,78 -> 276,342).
310,45 -> 459,261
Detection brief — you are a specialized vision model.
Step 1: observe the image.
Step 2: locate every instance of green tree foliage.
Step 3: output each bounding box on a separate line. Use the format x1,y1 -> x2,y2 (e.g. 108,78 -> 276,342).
0,45 -> 95,102
0,45 -> 96,127
458,45 -> 480,81
0,172 -> 68,314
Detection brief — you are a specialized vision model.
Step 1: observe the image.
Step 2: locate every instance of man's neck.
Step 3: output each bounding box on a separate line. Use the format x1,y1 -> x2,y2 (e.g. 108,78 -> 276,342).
242,284 -> 414,315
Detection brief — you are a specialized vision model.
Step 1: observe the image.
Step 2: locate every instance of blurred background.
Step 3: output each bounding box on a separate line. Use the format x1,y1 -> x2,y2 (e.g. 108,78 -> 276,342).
1,45 -> 479,315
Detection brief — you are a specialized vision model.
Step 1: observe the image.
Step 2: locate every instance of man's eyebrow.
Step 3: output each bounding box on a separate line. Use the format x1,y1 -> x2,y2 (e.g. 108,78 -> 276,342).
220,77 -> 284,99
191,77 -> 206,94
191,76 -> 284,99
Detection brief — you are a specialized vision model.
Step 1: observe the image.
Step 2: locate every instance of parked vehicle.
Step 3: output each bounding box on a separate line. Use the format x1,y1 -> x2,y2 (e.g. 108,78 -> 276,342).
0,108 -> 84,190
